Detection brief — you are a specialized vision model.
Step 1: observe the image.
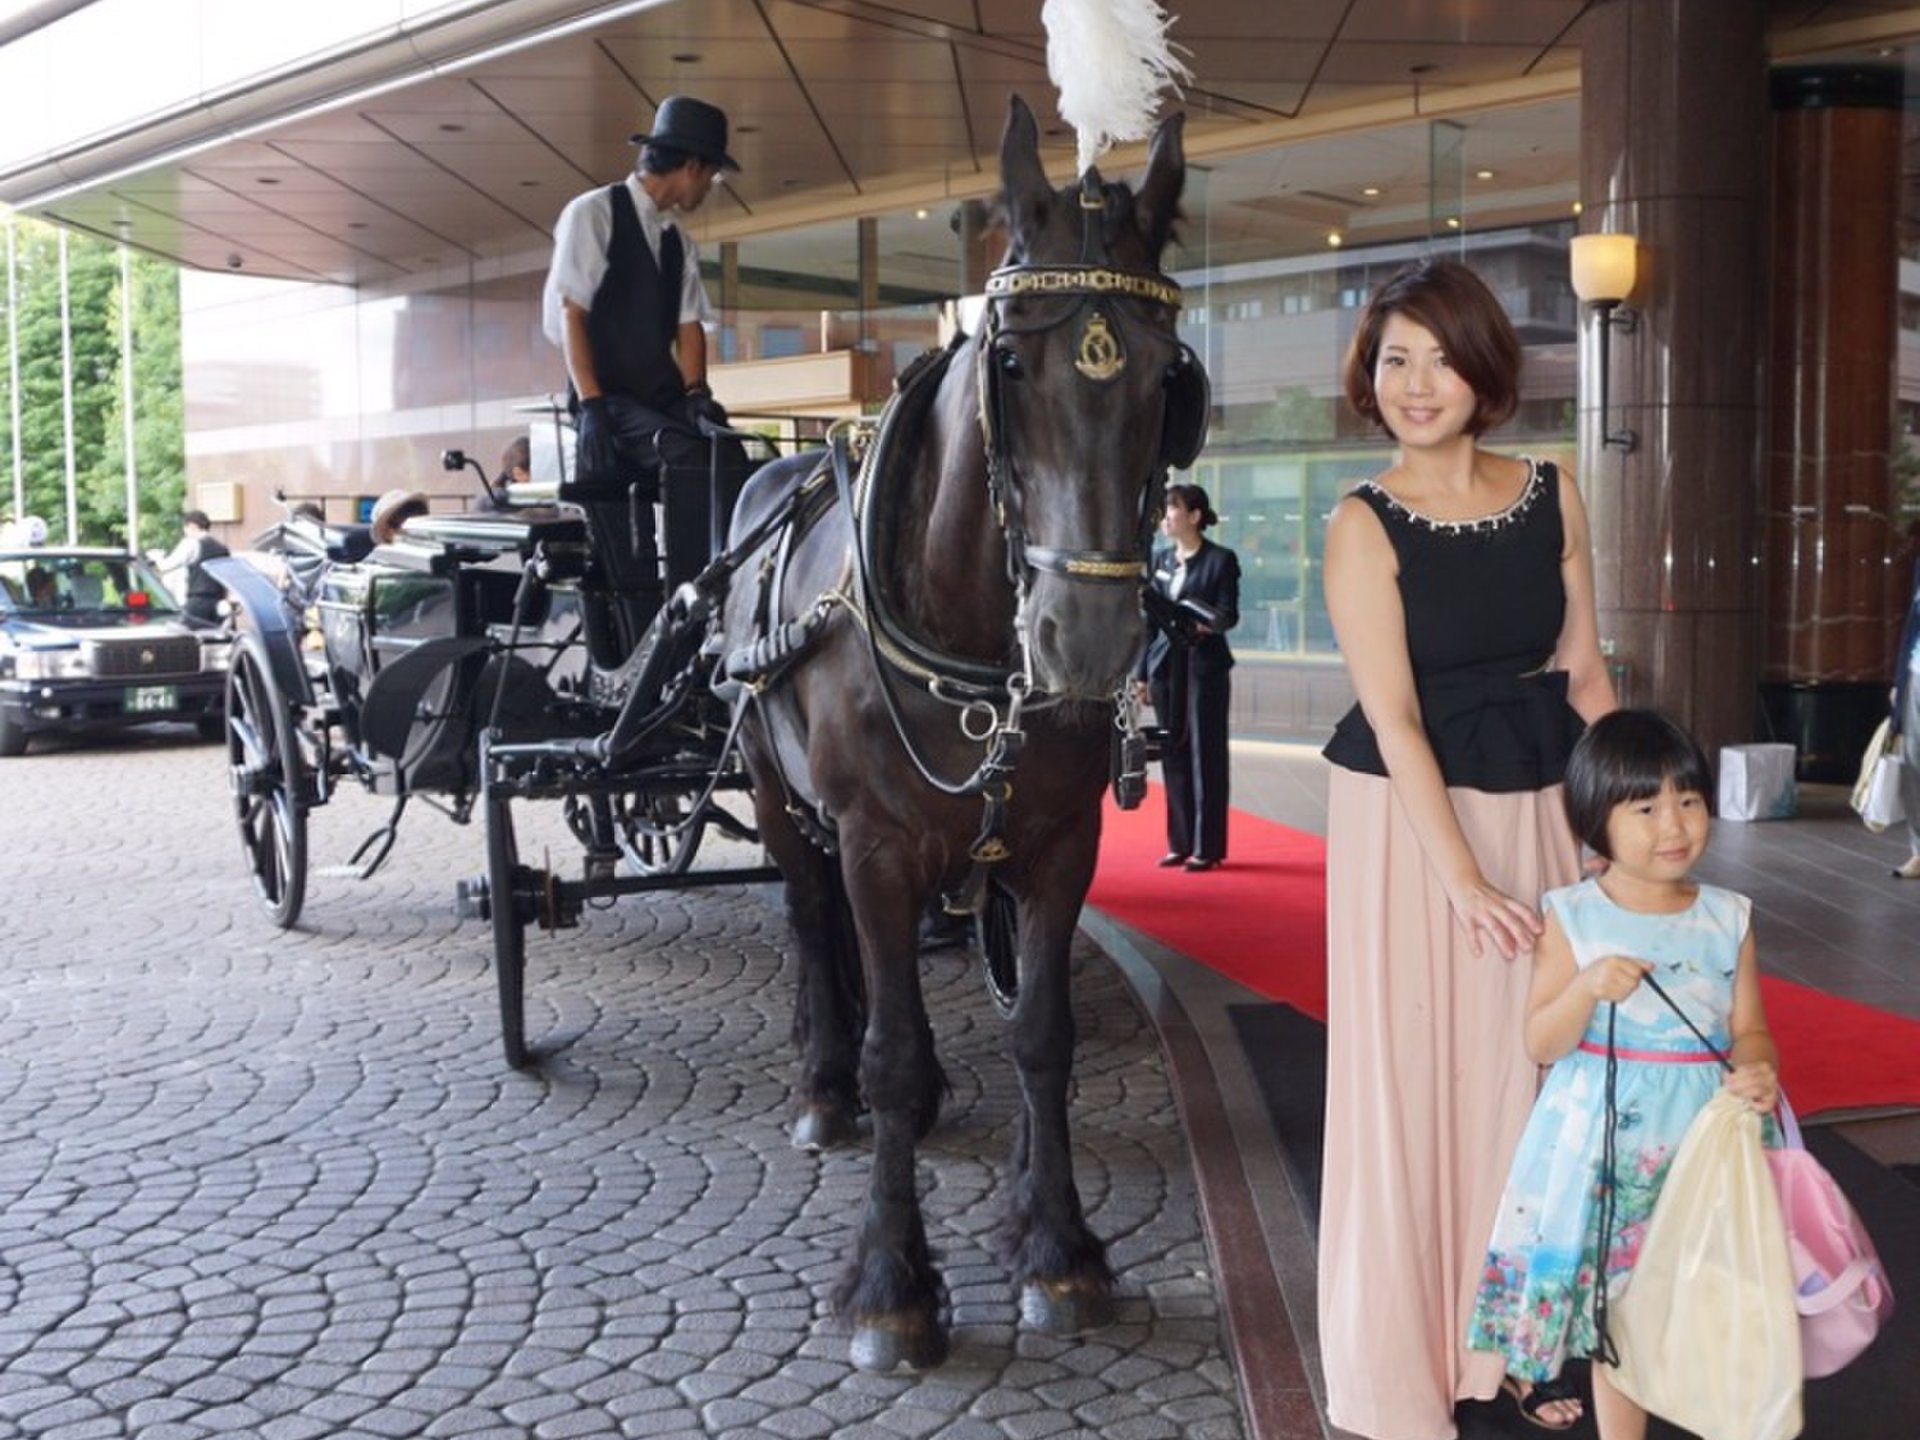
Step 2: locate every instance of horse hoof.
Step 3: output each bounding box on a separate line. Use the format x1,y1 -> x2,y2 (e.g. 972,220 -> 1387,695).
791,1103 -> 859,1152
1019,1280 -> 1113,1337
850,1320 -> 949,1373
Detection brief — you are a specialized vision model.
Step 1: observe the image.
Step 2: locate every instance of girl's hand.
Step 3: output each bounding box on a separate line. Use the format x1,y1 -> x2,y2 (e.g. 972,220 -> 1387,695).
1447,881 -> 1544,960
1724,1060 -> 1780,1112
1582,955 -> 1652,1003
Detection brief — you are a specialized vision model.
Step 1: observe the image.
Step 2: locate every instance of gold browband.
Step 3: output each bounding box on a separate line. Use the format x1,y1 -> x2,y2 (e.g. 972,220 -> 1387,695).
984,265 -> 1183,310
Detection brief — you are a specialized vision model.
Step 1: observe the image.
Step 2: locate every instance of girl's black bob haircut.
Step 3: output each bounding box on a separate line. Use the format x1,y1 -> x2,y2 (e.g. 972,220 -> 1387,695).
1563,709 -> 1716,860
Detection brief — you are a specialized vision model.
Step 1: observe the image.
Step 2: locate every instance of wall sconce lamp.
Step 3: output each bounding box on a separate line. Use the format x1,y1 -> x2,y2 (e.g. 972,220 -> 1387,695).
1569,232 -> 1639,452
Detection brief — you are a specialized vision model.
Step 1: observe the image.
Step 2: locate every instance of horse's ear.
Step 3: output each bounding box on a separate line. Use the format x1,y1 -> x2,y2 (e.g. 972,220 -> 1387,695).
1135,111 -> 1186,260
1000,95 -> 1052,249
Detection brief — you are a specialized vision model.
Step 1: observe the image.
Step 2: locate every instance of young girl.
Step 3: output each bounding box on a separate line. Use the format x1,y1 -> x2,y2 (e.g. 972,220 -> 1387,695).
1466,709 -> 1780,1439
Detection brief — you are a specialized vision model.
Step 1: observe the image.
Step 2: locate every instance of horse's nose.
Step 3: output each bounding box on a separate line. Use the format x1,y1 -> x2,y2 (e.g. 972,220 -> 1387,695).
1026,581 -> 1141,700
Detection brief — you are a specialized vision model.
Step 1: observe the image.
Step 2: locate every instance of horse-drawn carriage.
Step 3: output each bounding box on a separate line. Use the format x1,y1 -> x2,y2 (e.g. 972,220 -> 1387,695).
208,96 -> 1209,1373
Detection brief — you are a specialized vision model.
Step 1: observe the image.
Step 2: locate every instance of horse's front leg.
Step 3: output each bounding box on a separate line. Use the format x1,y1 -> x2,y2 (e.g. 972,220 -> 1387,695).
833,851 -> 949,1372
1002,877 -> 1113,1336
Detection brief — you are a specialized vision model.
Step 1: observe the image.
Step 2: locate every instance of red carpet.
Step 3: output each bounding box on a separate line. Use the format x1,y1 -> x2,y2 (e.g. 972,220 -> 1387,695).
1089,785 -> 1920,1118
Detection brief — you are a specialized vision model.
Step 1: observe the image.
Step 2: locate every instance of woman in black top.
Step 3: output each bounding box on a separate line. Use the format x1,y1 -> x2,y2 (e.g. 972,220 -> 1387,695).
1317,260 -> 1615,1439
1137,483 -> 1240,871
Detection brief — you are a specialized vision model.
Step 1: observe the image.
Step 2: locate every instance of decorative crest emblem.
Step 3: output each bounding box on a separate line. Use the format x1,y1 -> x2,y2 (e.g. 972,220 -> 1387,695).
1074,311 -> 1125,381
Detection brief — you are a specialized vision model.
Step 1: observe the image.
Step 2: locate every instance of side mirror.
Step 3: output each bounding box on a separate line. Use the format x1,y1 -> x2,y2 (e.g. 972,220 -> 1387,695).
440,449 -> 467,472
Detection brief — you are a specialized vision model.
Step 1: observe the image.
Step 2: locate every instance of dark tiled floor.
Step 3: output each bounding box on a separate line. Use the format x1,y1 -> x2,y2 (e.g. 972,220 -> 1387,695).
1099,741 -> 1920,1440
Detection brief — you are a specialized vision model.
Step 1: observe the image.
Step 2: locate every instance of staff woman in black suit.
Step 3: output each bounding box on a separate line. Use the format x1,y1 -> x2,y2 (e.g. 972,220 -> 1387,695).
1137,483 -> 1241,871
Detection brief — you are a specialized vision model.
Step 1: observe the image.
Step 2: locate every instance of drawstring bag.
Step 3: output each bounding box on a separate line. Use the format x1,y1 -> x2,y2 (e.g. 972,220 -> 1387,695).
1605,1088 -> 1803,1440
1767,1099 -> 1896,1377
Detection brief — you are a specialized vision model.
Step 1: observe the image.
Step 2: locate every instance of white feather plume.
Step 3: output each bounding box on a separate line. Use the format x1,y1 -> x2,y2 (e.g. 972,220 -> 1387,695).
1043,0 -> 1189,176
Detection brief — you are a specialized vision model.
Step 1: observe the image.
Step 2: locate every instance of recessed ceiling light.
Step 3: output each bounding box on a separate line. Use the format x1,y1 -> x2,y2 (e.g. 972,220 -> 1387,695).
1571,200 -> 1584,216
1327,231 -> 1343,248
1475,169 -> 1495,180
1361,186 -> 1381,197
1445,216 -> 1461,229
672,52 -> 701,64
915,208 -> 929,219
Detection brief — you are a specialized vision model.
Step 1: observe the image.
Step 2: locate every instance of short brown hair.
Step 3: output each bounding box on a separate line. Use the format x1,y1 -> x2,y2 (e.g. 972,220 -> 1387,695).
1342,259 -> 1522,436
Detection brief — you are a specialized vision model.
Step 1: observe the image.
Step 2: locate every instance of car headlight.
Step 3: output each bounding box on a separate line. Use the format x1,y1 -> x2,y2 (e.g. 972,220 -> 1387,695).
15,648 -> 89,680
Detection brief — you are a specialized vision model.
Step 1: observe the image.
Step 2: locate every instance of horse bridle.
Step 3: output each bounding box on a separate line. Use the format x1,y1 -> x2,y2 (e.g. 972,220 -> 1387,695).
975,255 -> 1201,593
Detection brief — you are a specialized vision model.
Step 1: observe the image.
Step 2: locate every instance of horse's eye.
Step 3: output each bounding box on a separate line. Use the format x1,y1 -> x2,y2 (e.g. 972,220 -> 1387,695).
996,346 -> 1024,378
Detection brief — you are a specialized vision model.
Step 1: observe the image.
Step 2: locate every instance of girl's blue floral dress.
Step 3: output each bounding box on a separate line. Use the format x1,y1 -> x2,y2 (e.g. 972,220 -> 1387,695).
1467,877 -> 1748,1381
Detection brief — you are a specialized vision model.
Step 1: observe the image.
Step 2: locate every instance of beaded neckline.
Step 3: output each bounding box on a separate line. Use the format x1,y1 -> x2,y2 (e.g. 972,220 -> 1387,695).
1362,457 -> 1544,535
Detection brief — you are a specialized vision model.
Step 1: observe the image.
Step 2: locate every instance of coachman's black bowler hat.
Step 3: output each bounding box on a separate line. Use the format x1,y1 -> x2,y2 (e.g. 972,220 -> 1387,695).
630,95 -> 740,172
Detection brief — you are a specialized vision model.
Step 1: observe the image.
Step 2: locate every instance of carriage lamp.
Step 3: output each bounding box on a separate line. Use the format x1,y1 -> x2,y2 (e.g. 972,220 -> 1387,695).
1569,232 -> 1639,453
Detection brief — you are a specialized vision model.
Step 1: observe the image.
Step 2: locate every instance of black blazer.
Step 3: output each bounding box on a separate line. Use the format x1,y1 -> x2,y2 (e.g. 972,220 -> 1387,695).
1140,539 -> 1241,681
1895,558 -> 1920,730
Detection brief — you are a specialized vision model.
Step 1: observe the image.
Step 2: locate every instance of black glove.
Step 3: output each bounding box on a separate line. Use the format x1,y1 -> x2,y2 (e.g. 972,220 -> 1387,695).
574,395 -> 619,485
684,384 -> 730,433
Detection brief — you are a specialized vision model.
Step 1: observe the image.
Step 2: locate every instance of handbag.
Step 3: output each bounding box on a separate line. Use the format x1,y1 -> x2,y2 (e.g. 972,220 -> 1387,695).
1850,717 -> 1905,832
1766,1099 -> 1896,1377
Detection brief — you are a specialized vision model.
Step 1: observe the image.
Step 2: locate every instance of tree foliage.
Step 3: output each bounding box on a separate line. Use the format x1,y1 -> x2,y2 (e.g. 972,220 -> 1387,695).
0,216 -> 184,549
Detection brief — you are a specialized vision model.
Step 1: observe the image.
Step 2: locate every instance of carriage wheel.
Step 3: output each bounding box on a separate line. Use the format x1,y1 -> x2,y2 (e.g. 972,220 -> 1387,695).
980,882 -> 1020,1016
614,789 -> 705,877
225,639 -> 308,929
485,783 -> 532,1069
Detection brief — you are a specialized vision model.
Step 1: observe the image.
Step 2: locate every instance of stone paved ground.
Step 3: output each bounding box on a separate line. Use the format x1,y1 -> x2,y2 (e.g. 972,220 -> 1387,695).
0,731 -> 1244,1440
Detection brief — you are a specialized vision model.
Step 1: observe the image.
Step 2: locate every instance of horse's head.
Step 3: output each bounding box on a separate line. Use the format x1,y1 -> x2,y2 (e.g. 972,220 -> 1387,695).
980,95 -> 1205,702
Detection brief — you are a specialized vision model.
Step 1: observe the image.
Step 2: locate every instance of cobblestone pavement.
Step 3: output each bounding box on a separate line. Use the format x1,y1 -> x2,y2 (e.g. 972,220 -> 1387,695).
0,733 -> 1244,1440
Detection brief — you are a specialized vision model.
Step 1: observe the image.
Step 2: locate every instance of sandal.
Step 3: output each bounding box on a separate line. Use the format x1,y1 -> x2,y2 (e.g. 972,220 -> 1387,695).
1498,1375 -> 1583,1431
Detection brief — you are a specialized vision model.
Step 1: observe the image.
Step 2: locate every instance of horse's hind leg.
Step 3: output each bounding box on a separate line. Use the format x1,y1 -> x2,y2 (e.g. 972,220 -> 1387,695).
784,849 -> 865,1152
1002,888 -> 1113,1336
739,730 -> 865,1151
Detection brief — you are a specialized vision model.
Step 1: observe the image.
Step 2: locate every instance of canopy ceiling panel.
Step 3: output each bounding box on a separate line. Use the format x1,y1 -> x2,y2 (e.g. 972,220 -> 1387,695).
0,0 -> 1910,284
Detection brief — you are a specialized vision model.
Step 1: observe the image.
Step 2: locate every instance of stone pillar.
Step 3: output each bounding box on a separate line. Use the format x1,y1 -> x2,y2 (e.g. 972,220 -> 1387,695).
1763,66 -> 1903,779
1577,0 -> 1769,756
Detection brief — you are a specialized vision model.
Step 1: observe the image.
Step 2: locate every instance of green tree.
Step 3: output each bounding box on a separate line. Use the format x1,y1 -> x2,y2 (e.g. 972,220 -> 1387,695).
0,217 -> 183,547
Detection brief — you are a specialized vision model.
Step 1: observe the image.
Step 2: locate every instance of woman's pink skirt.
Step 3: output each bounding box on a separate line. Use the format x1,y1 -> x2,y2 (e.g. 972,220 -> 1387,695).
1317,768 -> 1580,1440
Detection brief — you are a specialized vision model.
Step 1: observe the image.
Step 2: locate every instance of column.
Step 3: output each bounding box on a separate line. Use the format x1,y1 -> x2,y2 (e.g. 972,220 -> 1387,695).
1578,0 -> 1769,756
1763,65 -> 1903,779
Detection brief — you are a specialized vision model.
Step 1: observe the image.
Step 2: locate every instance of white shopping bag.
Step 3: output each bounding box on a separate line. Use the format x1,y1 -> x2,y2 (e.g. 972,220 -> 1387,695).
1718,743 -> 1798,822
1850,719 -> 1905,833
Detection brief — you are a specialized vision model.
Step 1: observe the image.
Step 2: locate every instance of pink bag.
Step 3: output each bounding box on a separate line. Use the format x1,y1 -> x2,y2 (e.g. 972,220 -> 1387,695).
1767,1099 -> 1896,1377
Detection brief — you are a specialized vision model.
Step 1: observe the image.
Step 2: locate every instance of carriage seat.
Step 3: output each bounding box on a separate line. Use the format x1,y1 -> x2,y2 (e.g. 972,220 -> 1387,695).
326,525 -> 375,563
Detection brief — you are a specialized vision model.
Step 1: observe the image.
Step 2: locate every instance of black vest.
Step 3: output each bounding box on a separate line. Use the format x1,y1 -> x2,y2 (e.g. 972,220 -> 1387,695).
586,183 -> 686,412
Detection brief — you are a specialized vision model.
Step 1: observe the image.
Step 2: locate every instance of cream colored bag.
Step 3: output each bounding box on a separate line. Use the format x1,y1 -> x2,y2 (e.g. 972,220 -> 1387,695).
1607,1090 -> 1803,1440
1850,717 -> 1904,833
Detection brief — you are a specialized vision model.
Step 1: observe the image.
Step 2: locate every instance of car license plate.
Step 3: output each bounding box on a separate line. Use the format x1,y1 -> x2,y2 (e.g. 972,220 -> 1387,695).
126,685 -> 177,713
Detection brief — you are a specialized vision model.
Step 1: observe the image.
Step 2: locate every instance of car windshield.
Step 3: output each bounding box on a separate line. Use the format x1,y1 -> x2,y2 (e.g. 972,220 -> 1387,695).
0,553 -> 182,618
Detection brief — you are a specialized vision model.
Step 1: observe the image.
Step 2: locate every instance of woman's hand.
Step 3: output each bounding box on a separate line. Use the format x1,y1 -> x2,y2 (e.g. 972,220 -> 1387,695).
1446,880 -> 1545,960
1132,679 -> 1150,704
1581,955 -> 1652,1004
1724,1059 -> 1780,1112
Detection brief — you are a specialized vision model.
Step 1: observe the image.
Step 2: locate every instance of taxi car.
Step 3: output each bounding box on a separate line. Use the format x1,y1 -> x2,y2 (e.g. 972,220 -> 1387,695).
0,540 -> 230,756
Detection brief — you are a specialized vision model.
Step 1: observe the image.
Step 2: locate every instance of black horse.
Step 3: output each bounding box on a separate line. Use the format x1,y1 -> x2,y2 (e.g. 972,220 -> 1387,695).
717,95 -> 1203,1371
